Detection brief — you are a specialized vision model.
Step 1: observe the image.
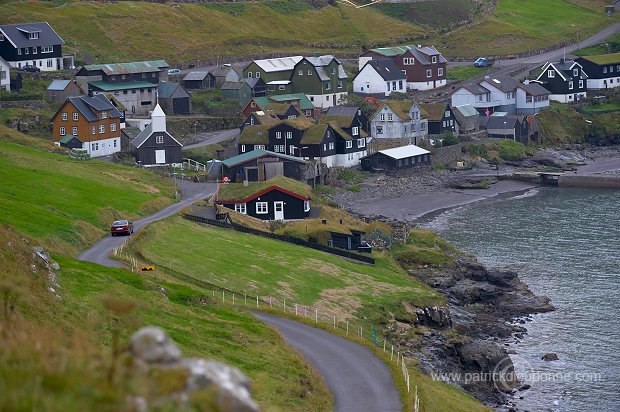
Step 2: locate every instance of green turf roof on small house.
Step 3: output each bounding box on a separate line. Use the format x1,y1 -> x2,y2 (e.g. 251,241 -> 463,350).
300,123 -> 329,144
239,123 -> 272,144
418,103 -> 448,121
581,52 -> 620,65
217,175 -> 312,203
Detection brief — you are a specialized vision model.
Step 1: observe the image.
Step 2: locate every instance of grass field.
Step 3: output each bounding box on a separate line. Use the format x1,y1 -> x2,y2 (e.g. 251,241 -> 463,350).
573,32 -> 620,56
0,136 -> 173,252
447,65 -> 492,81
0,226 -> 332,412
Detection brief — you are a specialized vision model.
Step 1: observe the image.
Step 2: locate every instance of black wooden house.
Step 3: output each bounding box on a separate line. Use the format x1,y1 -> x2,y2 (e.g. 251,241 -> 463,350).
361,145 -> 430,172
0,22 -> 65,71
419,103 -> 457,135
533,59 -> 587,103
131,104 -> 183,166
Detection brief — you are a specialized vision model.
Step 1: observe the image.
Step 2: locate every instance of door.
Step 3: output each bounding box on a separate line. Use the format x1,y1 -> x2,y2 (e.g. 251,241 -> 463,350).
273,201 -> 284,220
173,97 -> 190,115
155,149 -> 166,164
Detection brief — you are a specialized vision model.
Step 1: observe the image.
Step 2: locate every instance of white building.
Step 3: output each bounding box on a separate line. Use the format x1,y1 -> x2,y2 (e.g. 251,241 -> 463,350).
0,56 -> 10,91
353,58 -> 406,97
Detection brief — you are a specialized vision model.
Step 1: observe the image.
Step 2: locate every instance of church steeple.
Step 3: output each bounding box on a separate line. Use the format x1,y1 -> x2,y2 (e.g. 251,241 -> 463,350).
151,103 -> 166,132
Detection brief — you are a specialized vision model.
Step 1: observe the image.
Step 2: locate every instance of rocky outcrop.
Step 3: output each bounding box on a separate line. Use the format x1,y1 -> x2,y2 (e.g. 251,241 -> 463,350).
415,306 -> 452,328
128,327 -> 259,412
542,352 -> 559,362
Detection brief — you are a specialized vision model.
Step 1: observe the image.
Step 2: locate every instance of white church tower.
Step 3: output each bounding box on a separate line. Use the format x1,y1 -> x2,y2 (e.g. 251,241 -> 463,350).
151,103 -> 166,132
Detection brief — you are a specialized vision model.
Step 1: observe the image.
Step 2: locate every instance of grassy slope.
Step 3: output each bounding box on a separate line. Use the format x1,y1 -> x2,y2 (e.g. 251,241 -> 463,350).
0,1 -> 421,63
437,0 -> 616,57
0,227 -> 332,412
0,132 -> 173,253
537,103 -> 588,144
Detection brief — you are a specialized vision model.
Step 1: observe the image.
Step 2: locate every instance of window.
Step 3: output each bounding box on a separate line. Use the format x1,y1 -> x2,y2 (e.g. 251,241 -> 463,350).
72,112 -> 78,121
279,85 -> 286,91
337,80 -> 343,89
329,142 -> 334,150
403,57 -> 414,65
276,131 -> 282,139
0,70 -> 5,81
325,82 -> 331,90
101,111 -> 107,119
323,143 -> 327,151
432,56 -> 437,63
110,123 -> 117,132
357,138 -> 366,148
392,81 -> 396,90
386,82 -> 390,92
569,81 -> 574,90
299,69 -> 303,76
352,127 -> 359,136
113,139 -> 117,148
42,46 -> 53,53
99,125 -> 105,134
346,141 -> 352,149
603,67 -> 608,74
387,113 -> 393,121
380,113 -> 385,121
426,69 -> 432,78
256,72 -> 260,78
573,68 -> 579,76
526,95 -> 533,102
241,145 -> 246,153
46,59 -> 53,68
256,202 -> 268,214
610,66 -> 614,73
248,72 -> 253,78
308,70 -> 312,75
376,125 -> 383,135
92,126 -> 96,134
24,48 -> 29,55
91,143 -> 99,151
17,48 -> 22,56
28,32 -> 39,40
579,80 -> 584,88
59,126 -> 66,136
438,68 -> 444,76
289,145 -> 295,155
398,80 -> 403,90
304,200 -> 310,213
548,70 -> 555,78
234,204 -> 247,214
123,90 -> 128,95
332,67 -> 336,75
256,145 -> 265,150
62,112 -> 67,121
156,135 -> 164,144
286,132 -> 292,139
32,47 -> 37,55
0,34 -> 3,41
72,126 -> 78,135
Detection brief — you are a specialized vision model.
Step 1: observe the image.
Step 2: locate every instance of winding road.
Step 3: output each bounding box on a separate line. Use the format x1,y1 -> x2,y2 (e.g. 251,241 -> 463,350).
254,313 -> 403,412
77,181 -> 217,267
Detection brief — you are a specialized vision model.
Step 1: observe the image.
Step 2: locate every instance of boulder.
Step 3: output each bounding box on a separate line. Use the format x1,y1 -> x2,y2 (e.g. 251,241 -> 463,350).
129,327 -> 182,364
542,352 -> 559,361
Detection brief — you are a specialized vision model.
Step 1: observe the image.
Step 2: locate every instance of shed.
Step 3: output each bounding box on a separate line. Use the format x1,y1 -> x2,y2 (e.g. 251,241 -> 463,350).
221,81 -> 252,104
47,79 -> 82,103
216,175 -> 311,221
244,77 -> 267,98
485,116 -> 529,145
452,104 -> 480,134
157,82 -> 191,115
183,71 -> 215,90
361,144 -> 431,171
328,229 -> 371,252
58,134 -> 83,149
131,104 -> 183,166
222,149 -> 307,183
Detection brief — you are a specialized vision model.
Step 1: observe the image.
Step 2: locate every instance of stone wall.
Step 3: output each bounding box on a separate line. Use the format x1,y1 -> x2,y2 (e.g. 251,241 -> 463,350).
431,144 -> 462,167
0,100 -> 49,110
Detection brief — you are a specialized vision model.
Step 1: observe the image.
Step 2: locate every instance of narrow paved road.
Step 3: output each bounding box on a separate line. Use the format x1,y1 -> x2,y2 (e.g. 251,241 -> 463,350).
183,128 -> 240,151
77,181 -> 217,267
254,313 -> 403,412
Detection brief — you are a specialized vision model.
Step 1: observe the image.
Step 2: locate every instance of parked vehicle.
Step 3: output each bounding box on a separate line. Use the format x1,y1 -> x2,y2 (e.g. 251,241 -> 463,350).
474,57 -> 495,67
167,68 -> 181,75
19,64 -> 41,73
110,220 -> 134,236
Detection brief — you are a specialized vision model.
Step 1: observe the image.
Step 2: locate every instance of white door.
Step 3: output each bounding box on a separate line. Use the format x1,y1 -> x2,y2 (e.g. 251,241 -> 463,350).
274,201 -> 284,220
155,149 -> 166,164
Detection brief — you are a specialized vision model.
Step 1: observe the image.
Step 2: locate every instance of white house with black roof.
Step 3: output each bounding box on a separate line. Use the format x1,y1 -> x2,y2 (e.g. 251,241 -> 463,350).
532,60 -> 587,103
0,22 -> 65,71
575,53 -> 620,90
131,103 -> 182,167
0,56 -> 10,91
353,58 -> 406,97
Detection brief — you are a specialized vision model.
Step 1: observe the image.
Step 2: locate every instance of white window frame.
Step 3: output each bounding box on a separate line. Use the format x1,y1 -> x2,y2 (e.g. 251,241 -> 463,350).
376,125 -> 383,135
156,135 -> 164,144
72,112 -> 78,121
42,46 -> 53,53
568,81 -> 574,90
256,72 -> 260,78
432,55 -> 437,64
573,68 -> 579,76
387,113 -> 393,121
286,131 -> 292,139
46,59 -> 53,68
248,72 -> 253,78
299,69 -> 303,75
548,70 -> 555,78
59,126 -> 66,136
308,70 -> 312,75
329,142 -> 334,150
346,140 -> 352,149
101,111 -> 107,119
234,203 -> 247,215
256,202 -> 268,214
426,69 -> 432,78
17,48 -> 22,56
438,68 -> 444,76
241,145 -> 246,153
61,112 -> 67,121
92,126 -> 96,134
579,80 -> 584,88
72,126 -> 78,136
99,125 -> 105,134
32,47 -> 37,55
304,200 -> 310,213
358,138 -> 366,148
279,85 -> 286,91
325,82 -> 331,90
275,131 -> 282,139
352,126 -> 359,136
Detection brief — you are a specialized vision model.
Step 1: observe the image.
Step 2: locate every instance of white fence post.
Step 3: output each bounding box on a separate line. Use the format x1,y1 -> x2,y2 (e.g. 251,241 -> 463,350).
346,321 -> 349,334
391,345 -> 394,360
283,300 -> 286,312
295,304 -> 298,316
315,309 -> 318,323
244,294 -> 247,305
232,293 -> 235,305
256,295 -> 259,308
333,315 -> 336,329
269,298 -> 272,309
383,338 -> 386,352
222,290 -> 225,303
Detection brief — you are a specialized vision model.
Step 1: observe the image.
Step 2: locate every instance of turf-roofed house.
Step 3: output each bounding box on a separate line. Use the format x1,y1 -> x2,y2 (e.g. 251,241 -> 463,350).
216,176 -> 311,221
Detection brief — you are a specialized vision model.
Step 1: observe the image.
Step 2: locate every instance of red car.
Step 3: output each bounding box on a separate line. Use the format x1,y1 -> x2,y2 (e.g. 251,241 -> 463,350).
110,220 -> 134,236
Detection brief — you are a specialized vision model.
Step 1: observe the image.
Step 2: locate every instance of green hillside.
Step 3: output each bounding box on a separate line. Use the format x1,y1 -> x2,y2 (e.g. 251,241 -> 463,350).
0,0 -> 615,63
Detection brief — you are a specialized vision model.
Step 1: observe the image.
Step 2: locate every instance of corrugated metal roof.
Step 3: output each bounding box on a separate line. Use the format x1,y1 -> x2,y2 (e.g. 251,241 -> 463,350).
222,149 -> 305,167
253,56 -> 302,73
453,104 -> 478,117
89,80 -> 157,92
268,93 -> 314,110
47,79 -> 71,91
83,60 -> 168,75
183,71 -> 211,81
378,145 -> 430,160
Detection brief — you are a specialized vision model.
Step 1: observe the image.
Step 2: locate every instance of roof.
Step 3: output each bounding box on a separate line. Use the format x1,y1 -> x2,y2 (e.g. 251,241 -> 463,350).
254,97 -> 271,110
131,122 -> 183,149
480,75 -> 518,93
578,53 -> 620,65
486,116 -> 519,129
266,80 -> 291,85
282,117 -> 314,130
361,58 -> 406,81
376,145 -> 430,160
459,83 -> 490,95
239,123 -> 272,144
244,77 -> 264,88
222,149 -> 306,167
217,175 -> 311,203
53,95 -> 120,123
0,22 -> 64,48
300,123 -> 329,144
268,93 -> 314,110
157,82 -> 186,99
183,71 -> 212,81
221,81 -> 245,90
211,66 -> 233,77
518,82 -> 550,96
377,101 -> 425,122
47,79 -> 72,91
303,55 -> 348,80
252,56 -> 303,73
121,126 -> 141,140
365,45 -> 447,65
89,80 -> 157,92
59,135 -> 81,144
326,106 -> 361,118
419,103 -> 448,121
81,60 -> 168,75
452,104 -> 478,117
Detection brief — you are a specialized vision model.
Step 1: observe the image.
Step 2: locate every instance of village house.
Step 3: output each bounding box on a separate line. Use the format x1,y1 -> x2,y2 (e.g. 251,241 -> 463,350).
358,45 -> 447,90
352,58 -> 407,97
157,82 -> 191,115
216,175 -> 311,221
222,149 -> 309,183
46,79 -> 82,103
0,22 -> 71,71
361,145 -> 431,172
515,82 -> 551,114
289,55 -> 348,108
130,103 -> 182,167
220,81 -> 252,104
328,230 -> 371,253
50,95 -> 122,157
419,103 -> 457,136
243,56 -> 302,93
325,106 -> 370,134
452,104 -> 480,134
182,71 -> 216,90
241,103 -> 301,131
244,77 -> 267,98
575,53 -> 620,90
212,64 -> 244,88
483,115 -> 530,145
75,60 -> 169,115
532,59 -> 587,103
369,101 -> 428,144
242,94 -> 318,119
0,56 -> 10,91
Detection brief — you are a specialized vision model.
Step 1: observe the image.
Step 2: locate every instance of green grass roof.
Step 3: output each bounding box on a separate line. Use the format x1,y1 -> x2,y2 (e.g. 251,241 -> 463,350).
581,53 -> 620,65
300,123 -> 329,144
217,175 -> 311,202
239,123 -> 272,144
